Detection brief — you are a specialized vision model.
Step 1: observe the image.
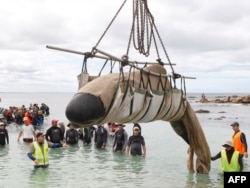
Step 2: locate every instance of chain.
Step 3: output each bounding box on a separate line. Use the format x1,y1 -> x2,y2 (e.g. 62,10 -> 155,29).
130,0 -> 154,56
93,0 -> 176,78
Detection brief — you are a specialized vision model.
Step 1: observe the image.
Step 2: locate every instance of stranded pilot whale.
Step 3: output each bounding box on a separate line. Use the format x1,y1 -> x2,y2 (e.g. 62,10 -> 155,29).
65,64 -> 211,173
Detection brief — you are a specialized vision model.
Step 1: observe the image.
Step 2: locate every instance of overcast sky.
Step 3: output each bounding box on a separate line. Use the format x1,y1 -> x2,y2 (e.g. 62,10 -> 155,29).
0,0 -> 249,94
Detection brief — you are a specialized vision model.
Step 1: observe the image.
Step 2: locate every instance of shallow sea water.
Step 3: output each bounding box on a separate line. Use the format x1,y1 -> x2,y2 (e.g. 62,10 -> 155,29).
0,92 -> 249,188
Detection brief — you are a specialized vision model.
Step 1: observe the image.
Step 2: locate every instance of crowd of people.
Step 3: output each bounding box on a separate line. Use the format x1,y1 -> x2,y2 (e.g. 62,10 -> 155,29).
0,113 -> 147,168
1,110 -> 248,172
0,103 -> 50,127
0,102 -> 50,148
26,121 -> 147,168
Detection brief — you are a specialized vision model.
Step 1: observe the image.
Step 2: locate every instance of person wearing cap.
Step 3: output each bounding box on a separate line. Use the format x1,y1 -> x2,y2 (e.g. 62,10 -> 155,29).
133,123 -> 142,135
64,122 -> 79,145
231,122 -> 248,158
17,117 -> 36,143
211,141 -> 243,172
45,119 -> 64,145
27,132 -> 65,168
0,122 -> 9,146
126,126 -> 146,156
113,124 -> 128,152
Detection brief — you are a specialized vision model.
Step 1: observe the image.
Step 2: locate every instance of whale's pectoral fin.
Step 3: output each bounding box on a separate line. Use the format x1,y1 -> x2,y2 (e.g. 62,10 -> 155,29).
170,121 -> 189,144
182,103 -> 211,173
170,121 -> 194,173
170,102 -> 211,173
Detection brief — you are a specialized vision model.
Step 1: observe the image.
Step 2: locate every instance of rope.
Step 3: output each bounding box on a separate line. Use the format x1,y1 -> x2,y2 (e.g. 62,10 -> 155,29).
93,0 -> 128,49
98,59 -> 108,76
82,55 -> 88,73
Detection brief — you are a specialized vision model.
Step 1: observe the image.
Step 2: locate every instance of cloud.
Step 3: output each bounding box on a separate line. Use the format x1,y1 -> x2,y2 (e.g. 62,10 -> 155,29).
0,0 -> 250,93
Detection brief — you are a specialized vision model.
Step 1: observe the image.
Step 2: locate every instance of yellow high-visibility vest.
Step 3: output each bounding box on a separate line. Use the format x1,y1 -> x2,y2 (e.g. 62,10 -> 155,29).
220,149 -> 240,172
33,141 -> 49,166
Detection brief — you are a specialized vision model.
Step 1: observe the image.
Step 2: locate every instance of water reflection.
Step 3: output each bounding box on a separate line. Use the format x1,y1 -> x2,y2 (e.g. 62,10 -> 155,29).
49,147 -> 65,160
29,168 -> 49,188
112,152 -> 127,171
67,144 -> 80,153
127,156 -> 145,174
0,146 -> 9,176
0,145 -> 9,157
185,172 -> 224,188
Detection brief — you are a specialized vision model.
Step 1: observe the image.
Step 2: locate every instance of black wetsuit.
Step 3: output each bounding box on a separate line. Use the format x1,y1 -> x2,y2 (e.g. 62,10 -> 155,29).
83,127 -> 91,144
45,126 -> 63,143
0,129 -> 9,145
65,129 -> 78,144
94,126 -> 107,148
113,130 -> 127,152
127,135 -> 145,156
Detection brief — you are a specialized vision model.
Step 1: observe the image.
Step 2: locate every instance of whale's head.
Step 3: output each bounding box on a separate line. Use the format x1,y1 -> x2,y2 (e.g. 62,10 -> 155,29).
65,92 -> 106,128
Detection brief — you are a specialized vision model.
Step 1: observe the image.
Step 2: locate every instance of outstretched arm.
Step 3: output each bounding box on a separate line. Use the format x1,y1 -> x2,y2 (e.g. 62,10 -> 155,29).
27,143 -> 39,165
113,134 -> 117,151
5,130 -> 9,144
48,142 -> 67,148
211,152 -> 221,161
17,131 -> 23,141
126,145 -> 130,155
123,132 -> 128,151
142,145 -> 146,156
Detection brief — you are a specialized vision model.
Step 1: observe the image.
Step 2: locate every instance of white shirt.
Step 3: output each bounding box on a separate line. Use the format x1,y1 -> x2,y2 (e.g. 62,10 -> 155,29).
22,124 -> 35,139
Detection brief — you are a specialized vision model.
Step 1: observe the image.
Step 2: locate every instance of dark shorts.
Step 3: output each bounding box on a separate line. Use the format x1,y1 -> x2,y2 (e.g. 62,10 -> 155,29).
23,138 -> 33,143
115,144 -> 123,152
34,164 -> 49,169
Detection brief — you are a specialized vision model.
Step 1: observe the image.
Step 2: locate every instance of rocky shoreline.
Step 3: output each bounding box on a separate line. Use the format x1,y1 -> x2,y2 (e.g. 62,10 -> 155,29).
194,94 -> 250,115
199,95 -> 250,104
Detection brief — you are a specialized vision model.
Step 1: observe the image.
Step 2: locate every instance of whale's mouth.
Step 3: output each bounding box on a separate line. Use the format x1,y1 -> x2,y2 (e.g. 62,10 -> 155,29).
65,93 -> 105,127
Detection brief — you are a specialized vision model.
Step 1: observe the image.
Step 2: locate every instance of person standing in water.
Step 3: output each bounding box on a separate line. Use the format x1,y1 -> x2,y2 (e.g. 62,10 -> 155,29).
211,140 -> 243,172
112,124 -> 128,153
64,123 -> 79,145
94,124 -> 108,149
27,132 -> 66,168
0,122 -> 9,146
231,122 -> 248,158
17,117 -> 36,143
45,119 -> 64,144
126,126 -> 146,156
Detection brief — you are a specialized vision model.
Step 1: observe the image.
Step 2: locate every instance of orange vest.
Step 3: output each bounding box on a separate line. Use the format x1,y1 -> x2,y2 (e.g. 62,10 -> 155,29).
232,131 -> 245,154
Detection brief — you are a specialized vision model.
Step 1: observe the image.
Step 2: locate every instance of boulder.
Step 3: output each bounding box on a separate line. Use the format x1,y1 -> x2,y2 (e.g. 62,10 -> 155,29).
195,109 -> 210,113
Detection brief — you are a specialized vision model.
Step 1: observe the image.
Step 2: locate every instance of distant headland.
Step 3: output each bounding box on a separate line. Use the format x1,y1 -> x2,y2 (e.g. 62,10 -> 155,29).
199,94 -> 250,104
